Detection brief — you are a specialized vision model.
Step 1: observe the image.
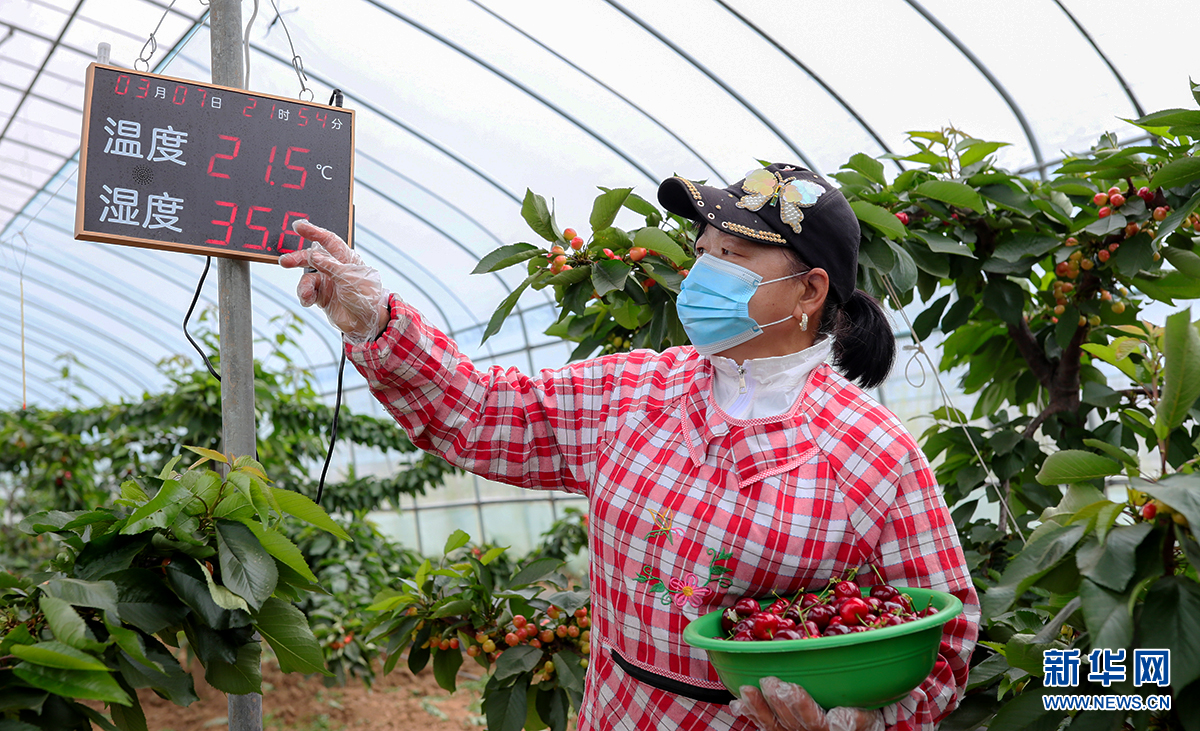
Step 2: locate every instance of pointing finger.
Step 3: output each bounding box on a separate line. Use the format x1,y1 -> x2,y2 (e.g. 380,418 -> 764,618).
292,219 -> 355,264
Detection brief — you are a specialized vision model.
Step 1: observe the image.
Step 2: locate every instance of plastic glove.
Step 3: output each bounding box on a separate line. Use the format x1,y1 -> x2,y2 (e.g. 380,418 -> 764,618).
278,219 -> 390,344
729,677 -> 884,731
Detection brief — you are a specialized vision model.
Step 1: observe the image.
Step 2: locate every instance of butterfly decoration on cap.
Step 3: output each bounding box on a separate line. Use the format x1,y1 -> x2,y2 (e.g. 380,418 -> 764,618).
735,168 -> 825,234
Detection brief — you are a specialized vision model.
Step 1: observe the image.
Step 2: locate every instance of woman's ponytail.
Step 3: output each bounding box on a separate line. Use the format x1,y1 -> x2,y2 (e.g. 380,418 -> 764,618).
824,290 -> 895,390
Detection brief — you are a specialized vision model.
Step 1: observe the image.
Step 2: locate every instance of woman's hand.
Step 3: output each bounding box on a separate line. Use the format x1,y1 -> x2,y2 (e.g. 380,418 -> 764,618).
730,677 -> 883,731
278,219 -> 390,344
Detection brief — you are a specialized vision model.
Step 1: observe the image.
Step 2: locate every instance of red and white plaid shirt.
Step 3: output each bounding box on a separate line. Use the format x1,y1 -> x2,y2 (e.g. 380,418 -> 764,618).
348,297 -> 980,731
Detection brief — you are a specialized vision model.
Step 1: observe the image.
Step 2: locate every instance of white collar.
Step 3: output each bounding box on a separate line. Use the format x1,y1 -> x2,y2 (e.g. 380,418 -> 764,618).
707,338 -> 833,420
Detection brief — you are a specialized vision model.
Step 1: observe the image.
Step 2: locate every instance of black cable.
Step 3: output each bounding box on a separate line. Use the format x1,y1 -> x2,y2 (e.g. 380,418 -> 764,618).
184,256 -> 221,382
315,351 -> 346,506
315,86 -> 348,506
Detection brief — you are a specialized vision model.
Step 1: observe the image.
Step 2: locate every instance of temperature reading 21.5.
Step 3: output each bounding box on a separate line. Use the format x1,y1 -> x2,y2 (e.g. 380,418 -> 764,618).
204,135 -> 310,253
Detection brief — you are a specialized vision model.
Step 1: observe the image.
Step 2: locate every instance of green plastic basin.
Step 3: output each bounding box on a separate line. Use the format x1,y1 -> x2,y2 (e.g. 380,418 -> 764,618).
682,587 -> 963,710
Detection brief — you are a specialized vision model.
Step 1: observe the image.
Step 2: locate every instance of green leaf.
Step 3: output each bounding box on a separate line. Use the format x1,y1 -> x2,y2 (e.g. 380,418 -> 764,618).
443,529 -> 471,555
1162,246 -> 1200,278
183,446 -> 228,465
1080,343 -> 1138,380
38,596 -> 100,652
535,686 -> 569,731
1080,439 -> 1138,467
1153,187 -> 1200,245
120,480 -> 191,535
842,153 -> 885,185
959,141 -> 1009,168
850,200 -> 907,239
10,641 -> 109,671
1133,108 -> 1200,128
912,294 -> 950,341
991,233 -> 1060,262
165,559 -> 248,631
1036,450 -> 1122,484
1140,576 -> 1200,691
912,230 -> 976,257
0,625 -> 34,655
485,684 -> 528,731
108,569 -> 188,635
199,561 -> 250,614
433,645 -> 464,692
0,719 -> 41,731
902,240 -> 950,278
481,272 -> 540,344
985,686 -> 1062,731
11,664 -> 131,706
494,645 -> 541,680
270,488 -> 351,542
885,240 -> 918,293
590,188 -> 632,232
632,227 -> 690,267
253,597 -> 329,676
472,243 -> 543,274
215,519 -> 277,611
480,546 -> 508,565
1078,578 -> 1133,654
243,522 -> 317,584
431,599 -> 474,619
981,277 -> 1024,325
551,649 -> 585,710
203,639 -> 261,695
508,557 -> 562,588
1155,309 -> 1200,439
108,690 -> 148,731
912,180 -> 985,212
1139,473 -> 1200,535
979,184 -> 1038,217
521,190 -> 557,242
1075,523 -> 1154,592
1133,270 -> 1200,304
1151,156 -> 1200,190
591,259 -> 631,297
983,524 -> 1086,620
857,236 -> 895,271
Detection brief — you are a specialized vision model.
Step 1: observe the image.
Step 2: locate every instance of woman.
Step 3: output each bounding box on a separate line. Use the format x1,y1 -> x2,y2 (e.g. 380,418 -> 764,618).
280,163 -> 980,731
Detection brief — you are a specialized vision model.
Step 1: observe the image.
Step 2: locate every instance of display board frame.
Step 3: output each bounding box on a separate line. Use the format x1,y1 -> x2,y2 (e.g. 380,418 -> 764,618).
75,62 -> 354,263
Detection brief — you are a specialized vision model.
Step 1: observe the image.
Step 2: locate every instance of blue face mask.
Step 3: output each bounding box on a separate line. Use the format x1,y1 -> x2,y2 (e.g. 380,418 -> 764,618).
676,254 -> 805,356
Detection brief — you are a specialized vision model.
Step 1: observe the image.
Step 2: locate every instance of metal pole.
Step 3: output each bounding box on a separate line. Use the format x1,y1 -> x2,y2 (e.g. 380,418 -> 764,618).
210,2 -> 261,730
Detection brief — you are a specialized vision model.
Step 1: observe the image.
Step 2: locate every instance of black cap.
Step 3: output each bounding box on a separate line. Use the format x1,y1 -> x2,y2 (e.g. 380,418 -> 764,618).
657,163 -> 860,304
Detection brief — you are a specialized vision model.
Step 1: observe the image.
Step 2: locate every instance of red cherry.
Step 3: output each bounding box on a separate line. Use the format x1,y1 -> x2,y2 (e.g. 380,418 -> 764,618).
1098,206 -> 1111,218
1107,186 -> 1121,197
773,628 -> 805,641
570,236 -> 585,250
505,632 -> 519,646
849,626 -> 871,633
1154,206 -> 1169,221
895,211 -> 910,225
563,228 -> 577,240
513,615 -> 527,628
733,597 -> 760,618
1138,187 -> 1153,203
839,598 -> 871,625
629,247 -> 648,262
720,607 -> 741,633
798,593 -> 822,610
920,606 -> 940,618
806,604 -> 835,630
767,599 -> 790,616
751,614 -> 780,640
1093,192 -> 1109,206
732,631 -> 755,642
602,248 -> 615,259
776,618 -> 797,631
1055,261 -> 1070,276
869,585 -> 900,602
1109,193 -> 1126,208
1098,249 -> 1110,263
879,614 -> 903,627
824,624 -> 852,636
1142,502 -> 1157,520
783,606 -> 803,624
833,581 -> 860,601
866,597 -> 884,614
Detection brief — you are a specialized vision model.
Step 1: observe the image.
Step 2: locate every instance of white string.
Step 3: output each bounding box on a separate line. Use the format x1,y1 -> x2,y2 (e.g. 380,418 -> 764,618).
268,0 -> 314,101
135,0 -> 180,71
243,0 -> 258,89
879,274 -> 1027,542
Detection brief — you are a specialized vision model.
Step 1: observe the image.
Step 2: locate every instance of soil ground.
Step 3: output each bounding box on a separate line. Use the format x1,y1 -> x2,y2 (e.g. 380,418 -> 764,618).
138,658 -> 485,731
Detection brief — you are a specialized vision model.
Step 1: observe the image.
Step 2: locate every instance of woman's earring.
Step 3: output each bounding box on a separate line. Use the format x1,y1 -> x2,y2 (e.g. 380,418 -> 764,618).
800,313 -> 809,332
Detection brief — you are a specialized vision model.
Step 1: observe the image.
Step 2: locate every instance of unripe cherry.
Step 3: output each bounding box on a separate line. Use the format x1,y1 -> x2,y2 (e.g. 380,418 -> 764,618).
540,629 -> 554,644
449,638 -> 459,649
1098,249 -> 1110,263
1089,314 -> 1102,326
1065,237 -> 1078,246
505,633 -> 519,647
1153,207 -> 1168,221
530,638 -> 542,649
1107,186 -> 1121,197
482,639 -> 496,653
563,228 -> 577,240
1093,192 -> 1109,206
1053,304 -> 1065,315
1081,258 -> 1094,270
1112,302 -> 1126,314
556,625 -> 569,638
1101,290 -> 1112,301
467,644 -> 481,657
629,247 -> 648,262
1124,222 -> 1139,237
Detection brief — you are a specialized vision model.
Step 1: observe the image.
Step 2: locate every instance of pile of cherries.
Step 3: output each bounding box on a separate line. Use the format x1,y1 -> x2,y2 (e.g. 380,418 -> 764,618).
717,577 -> 938,641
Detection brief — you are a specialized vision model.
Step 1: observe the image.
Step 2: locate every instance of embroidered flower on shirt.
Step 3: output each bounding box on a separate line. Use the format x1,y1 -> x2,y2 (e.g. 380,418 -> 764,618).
667,573 -> 713,608
644,507 -> 686,544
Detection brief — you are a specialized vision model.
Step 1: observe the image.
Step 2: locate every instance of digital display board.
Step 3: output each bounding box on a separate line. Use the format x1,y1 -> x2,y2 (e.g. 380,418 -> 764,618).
76,63 -> 354,262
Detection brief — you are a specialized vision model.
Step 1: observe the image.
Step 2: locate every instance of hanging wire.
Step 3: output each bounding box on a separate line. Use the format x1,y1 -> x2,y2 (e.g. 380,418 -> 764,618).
182,257 -> 222,382
135,0 -> 180,71
267,0 -> 313,100
878,274 -> 1027,542
242,0 -> 259,88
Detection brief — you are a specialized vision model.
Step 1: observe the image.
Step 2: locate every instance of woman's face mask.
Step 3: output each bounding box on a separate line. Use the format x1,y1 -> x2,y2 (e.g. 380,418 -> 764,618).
676,253 -> 805,356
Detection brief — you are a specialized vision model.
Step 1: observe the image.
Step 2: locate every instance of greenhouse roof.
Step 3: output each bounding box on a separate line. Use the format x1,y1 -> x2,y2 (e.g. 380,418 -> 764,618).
1,0 -> 1198,408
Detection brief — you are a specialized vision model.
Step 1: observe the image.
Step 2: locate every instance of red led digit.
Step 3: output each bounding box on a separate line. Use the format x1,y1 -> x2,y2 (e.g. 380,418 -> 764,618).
243,98 -> 257,117
282,147 -> 309,190
264,146 -> 277,185
277,211 -> 309,253
297,108 -> 308,127
315,110 -> 327,128
206,135 -> 240,178
114,74 -> 129,95
206,201 -> 238,246
172,85 -> 187,105
135,78 -> 150,99
199,89 -> 208,107
245,206 -> 273,250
